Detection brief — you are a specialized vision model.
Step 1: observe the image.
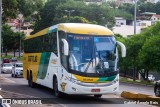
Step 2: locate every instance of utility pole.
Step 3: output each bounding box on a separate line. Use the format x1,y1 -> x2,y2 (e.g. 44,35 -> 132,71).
0,0 -> 2,64
134,0 -> 137,34
18,13 -> 23,58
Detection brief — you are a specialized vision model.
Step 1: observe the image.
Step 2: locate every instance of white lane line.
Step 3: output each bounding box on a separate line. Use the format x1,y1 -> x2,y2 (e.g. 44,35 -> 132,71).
0,76 -> 15,83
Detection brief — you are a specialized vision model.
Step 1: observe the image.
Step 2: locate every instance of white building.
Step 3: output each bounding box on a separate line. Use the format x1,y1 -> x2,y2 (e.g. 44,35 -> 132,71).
151,14 -> 160,23
84,0 -> 107,5
113,25 -> 141,37
115,17 -> 126,26
113,20 -> 152,37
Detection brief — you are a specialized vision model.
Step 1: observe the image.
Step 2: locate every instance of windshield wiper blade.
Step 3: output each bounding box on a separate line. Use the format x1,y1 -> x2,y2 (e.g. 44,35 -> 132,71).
84,37 -> 96,73
84,58 -> 93,73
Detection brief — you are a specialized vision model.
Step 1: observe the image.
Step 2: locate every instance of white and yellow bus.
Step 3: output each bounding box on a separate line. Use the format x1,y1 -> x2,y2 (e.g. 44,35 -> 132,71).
23,23 -> 126,97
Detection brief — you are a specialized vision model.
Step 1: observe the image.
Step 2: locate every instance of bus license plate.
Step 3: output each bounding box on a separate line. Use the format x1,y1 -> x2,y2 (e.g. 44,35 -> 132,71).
91,89 -> 100,92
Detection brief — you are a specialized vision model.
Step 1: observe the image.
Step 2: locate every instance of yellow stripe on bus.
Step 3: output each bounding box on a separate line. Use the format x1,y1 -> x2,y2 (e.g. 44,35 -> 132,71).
73,74 -> 99,83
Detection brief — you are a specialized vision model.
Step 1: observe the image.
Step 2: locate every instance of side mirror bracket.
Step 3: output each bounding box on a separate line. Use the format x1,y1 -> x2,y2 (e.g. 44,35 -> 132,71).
61,39 -> 69,56
117,41 -> 126,57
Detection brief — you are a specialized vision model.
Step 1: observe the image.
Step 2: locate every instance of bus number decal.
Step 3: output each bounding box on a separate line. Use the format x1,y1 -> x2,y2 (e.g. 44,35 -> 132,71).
28,56 -> 37,62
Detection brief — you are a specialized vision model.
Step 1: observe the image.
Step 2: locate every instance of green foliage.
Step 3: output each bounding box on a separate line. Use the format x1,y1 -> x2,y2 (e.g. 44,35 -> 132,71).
2,24 -> 25,52
32,0 -> 67,34
2,0 -> 18,22
112,9 -> 133,20
32,0 -> 115,33
119,22 -> 160,76
2,0 -> 44,23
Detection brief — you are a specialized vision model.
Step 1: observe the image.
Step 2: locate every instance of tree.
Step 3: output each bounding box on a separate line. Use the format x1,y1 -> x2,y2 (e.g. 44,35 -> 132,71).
2,24 -> 25,56
33,0 -> 115,34
32,0 -> 67,34
118,22 -> 160,81
17,0 -> 44,17
2,25 -> 15,55
2,0 -> 18,22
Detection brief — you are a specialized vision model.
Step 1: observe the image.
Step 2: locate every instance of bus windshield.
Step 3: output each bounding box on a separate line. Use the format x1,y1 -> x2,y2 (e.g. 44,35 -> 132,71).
68,34 -> 116,75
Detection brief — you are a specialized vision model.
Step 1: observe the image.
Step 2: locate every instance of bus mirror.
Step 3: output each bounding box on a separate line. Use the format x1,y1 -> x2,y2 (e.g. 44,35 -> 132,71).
61,39 -> 69,56
117,41 -> 126,57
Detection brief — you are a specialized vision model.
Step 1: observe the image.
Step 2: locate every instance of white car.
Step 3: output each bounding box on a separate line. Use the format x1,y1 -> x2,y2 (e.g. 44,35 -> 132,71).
148,74 -> 155,81
11,63 -> 23,78
1,63 -> 13,73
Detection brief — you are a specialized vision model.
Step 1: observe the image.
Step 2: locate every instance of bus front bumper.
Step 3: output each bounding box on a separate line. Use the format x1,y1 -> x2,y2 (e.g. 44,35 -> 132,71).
64,80 -> 119,95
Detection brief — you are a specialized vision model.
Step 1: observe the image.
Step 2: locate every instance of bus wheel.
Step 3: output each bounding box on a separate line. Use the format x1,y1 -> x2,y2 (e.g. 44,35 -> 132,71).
11,73 -> 13,77
53,78 -> 62,98
28,73 -> 35,88
94,94 -> 102,98
155,86 -> 160,97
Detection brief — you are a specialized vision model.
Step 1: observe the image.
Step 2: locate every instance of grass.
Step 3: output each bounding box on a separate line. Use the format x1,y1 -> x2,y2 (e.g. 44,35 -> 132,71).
120,77 -> 155,86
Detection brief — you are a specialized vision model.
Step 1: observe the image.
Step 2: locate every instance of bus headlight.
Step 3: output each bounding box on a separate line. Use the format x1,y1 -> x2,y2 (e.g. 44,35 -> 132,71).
113,76 -> 119,84
68,77 -> 80,84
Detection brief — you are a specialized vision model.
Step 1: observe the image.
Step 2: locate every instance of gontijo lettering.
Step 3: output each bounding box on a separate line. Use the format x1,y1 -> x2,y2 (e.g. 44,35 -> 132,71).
28,56 -> 37,62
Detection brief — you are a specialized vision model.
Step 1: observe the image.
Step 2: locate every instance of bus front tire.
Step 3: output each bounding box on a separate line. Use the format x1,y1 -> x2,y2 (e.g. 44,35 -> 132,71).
53,78 -> 62,98
94,94 -> 102,98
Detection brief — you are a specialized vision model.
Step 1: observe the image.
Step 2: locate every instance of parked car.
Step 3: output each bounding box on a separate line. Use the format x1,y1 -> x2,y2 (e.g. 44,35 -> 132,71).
154,80 -> 160,97
1,63 -> 13,73
148,74 -> 155,81
11,57 -> 17,62
11,63 -> 23,77
2,58 -> 10,64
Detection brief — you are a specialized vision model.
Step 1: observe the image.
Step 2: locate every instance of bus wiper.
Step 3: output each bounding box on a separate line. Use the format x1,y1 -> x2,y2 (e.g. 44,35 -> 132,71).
84,58 -> 93,73
84,38 -> 96,73
96,51 -> 105,74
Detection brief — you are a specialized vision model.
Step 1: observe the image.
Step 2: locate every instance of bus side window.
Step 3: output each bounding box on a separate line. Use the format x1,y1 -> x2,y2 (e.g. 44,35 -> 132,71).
51,32 -> 57,55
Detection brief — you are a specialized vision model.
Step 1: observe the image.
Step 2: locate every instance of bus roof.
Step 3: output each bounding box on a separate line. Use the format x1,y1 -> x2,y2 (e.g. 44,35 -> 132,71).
25,23 -> 114,40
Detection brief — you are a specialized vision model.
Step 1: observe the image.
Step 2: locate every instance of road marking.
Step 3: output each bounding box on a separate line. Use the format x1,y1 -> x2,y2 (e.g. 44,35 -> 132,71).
0,76 -> 15,83
0,90 -> 68,107
0,95 -> 11,107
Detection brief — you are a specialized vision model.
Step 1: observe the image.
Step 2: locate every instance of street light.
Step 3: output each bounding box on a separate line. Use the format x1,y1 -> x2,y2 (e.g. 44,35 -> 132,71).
18,13 -> 23,58
134,0 -> 137,34
64,10 -> 75,22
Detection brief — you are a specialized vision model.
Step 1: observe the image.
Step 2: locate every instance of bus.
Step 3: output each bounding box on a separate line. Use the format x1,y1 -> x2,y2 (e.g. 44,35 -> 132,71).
23,23 -> 126,97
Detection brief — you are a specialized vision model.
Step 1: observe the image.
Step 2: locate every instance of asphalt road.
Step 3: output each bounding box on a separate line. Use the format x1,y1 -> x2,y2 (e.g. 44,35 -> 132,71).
0,74 -> 156,107
119,82 -> 155,96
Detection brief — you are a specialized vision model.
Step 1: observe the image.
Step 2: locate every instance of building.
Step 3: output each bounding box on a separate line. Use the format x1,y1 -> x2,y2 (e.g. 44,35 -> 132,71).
115,17 -> 126,26
5,18 -> 33,35
113,17 -> 152,37
116,0 -> 136,6
151,14 -> 160,24
145,0 -> 160,3
140,12 -> 156,20
113,25 -> 141,37
84,0 -> 107,5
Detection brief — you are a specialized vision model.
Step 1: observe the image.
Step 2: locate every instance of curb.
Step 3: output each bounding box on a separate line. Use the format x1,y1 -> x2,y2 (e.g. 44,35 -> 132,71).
120,81 -> 154,87
121,91 -> 160,105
